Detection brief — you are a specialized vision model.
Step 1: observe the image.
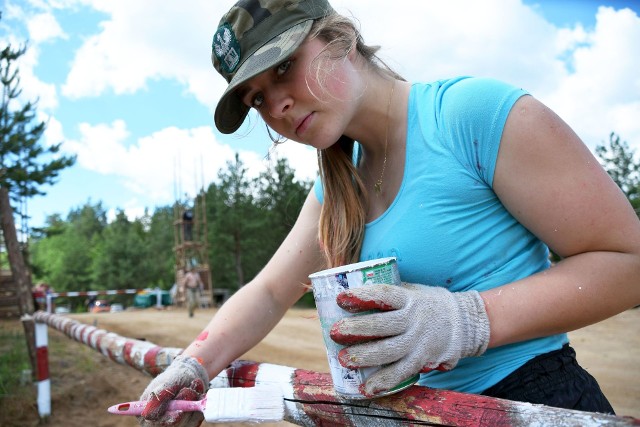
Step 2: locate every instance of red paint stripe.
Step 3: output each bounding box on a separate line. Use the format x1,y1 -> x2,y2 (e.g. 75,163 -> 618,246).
123,341 -> 135,367
36,347 -> 49,381
227,360 -> 259,387
293,369 -> 353,426
86,328 -> 98,349
374,385 -> 515,426
143,346 -> 163,376
95,334 -> 104,355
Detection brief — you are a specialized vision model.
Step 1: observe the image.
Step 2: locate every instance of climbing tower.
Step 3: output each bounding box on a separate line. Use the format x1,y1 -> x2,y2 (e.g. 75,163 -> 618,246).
173,190 -> 213,306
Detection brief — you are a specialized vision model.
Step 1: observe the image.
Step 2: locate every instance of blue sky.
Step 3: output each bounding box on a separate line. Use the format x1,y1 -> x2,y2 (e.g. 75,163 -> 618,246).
1,0 -> 639,230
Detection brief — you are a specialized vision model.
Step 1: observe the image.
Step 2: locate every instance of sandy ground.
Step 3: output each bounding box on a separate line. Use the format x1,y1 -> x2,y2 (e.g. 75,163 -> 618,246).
2,306 -> 639,426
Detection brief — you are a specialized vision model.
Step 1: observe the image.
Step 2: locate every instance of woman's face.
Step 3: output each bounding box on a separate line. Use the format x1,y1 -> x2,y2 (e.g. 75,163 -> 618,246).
236,37 -> 361,149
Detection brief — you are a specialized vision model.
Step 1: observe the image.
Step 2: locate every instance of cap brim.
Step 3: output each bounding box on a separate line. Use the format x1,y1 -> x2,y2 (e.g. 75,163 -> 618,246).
214,20 -> 314,134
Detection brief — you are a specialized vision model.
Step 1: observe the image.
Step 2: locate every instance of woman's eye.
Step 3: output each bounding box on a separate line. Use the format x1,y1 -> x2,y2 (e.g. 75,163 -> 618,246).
276,60 -> 291,76
251,93 -> 264,108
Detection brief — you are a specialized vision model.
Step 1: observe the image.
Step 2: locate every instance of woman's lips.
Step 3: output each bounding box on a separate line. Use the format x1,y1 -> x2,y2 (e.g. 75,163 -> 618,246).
295,112 -> 314,136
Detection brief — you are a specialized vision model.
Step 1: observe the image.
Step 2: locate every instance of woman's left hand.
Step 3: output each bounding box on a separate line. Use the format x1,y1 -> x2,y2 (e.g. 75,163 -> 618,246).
330,283 -> 490,397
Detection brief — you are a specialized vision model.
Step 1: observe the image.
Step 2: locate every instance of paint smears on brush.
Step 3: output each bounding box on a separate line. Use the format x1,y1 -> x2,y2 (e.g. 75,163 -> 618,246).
108,386 -> 284,423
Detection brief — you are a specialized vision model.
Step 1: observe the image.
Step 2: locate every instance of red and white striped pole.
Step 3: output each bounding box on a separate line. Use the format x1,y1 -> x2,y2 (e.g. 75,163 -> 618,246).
33,311 -> 182,376
34,320 -> 51,418
33,311 -> 639,426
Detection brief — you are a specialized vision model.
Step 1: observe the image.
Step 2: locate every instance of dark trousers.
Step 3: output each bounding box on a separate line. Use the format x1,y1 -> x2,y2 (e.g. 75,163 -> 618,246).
482,344 -> 615,414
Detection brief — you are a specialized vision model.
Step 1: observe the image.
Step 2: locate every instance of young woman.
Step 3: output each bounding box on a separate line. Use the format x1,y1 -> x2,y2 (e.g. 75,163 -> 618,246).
138,0 -> 640,425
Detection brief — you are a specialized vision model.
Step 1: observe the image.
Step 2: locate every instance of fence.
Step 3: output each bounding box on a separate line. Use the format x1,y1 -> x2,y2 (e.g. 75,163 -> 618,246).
44,288 -> 163,313
33,311 -> 638,426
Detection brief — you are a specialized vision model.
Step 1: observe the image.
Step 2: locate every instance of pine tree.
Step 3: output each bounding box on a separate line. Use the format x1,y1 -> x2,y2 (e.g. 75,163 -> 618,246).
0,40 -> 76,228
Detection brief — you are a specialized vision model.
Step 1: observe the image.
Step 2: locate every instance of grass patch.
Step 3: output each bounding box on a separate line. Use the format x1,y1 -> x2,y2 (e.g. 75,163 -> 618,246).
0,322 -> 33,397
0,320 -> 37,426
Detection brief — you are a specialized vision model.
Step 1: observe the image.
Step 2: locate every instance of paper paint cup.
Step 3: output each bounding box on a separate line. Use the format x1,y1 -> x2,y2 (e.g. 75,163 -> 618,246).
309,257 -> 419,399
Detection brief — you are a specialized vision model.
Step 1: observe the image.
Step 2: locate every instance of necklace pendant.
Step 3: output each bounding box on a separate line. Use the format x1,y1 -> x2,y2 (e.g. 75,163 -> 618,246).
374,181 -> 382,193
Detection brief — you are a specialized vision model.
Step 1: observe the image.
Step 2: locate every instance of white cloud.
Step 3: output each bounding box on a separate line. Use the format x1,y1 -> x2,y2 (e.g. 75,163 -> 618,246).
1,3 -> 63,110
59,0 -> 640,151
268,139 -> 319,183
26,12 -> 67,43
61,0 -> 228,109
14,43 -> 59,110
544,6 -> 640,149
41,113 -> 65,147
60,120 -> 288,204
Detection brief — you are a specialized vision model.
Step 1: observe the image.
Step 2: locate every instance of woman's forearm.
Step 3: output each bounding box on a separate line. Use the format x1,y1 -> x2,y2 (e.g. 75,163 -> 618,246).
181,279 -> 307,378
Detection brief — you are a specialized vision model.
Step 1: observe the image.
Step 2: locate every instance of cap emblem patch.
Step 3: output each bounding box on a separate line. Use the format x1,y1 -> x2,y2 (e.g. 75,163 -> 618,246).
213,23 -> 241,74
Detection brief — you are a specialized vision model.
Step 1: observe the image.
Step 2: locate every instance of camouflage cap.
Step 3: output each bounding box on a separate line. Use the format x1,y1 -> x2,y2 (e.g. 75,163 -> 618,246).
212,0 -> 334,134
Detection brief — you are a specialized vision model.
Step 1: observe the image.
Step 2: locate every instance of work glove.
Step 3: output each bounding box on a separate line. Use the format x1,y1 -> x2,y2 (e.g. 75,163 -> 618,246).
138,354 -> 209,427
330,283 -> 490,397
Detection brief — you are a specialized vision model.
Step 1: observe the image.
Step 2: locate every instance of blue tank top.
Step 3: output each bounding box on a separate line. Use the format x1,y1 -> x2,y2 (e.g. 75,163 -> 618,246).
314,77 -> 568,393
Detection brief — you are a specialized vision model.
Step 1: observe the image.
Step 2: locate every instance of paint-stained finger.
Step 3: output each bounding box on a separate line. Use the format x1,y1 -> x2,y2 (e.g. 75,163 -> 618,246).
329,310 -> 406,345
336,334 -> 410,369
336,284 -> 407,313
140,385 -> 181,420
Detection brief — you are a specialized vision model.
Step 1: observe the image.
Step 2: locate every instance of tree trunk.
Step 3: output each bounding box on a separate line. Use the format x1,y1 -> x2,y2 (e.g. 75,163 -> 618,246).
0,186 -> 36,373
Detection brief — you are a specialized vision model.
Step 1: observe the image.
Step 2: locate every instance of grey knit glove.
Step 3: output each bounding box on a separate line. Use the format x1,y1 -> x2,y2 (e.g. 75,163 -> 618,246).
138,354 -> 209,426
330,283 -> 490,397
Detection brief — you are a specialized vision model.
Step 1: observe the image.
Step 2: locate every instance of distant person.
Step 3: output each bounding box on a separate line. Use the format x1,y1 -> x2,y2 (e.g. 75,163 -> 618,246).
86,295 -> 97,311
183,268 -> 203,318
175,268 -> 187,307
32,283 -> 47,311
182,209 -> 194,241
32,282 -> 54,311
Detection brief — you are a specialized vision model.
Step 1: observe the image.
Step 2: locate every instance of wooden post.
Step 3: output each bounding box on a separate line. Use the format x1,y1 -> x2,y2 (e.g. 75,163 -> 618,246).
0,186 -> 37,374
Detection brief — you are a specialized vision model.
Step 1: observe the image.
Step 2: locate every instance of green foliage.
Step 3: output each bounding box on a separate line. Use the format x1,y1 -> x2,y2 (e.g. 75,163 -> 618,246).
0,327 -> 31,399
0,41 -> 75,207
92,210 -> 149,290
596,132 -> 640,208
205,154 -> 312,292
29,203 -> 105,302
28,155 -> 314,306
145,206 -> 178,288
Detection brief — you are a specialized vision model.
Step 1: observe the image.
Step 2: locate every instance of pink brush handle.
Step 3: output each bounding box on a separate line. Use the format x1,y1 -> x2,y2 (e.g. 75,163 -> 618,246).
108,398 -> 204,416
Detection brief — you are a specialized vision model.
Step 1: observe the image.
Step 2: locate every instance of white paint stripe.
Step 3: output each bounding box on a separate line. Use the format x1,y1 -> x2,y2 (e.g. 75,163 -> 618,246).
35,322 -> 48,348
255,363 -> 304,425
37,379 -> 51,417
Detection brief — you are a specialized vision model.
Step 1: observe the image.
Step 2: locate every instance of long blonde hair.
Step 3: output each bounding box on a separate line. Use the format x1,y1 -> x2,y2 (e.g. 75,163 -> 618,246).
309,13 -> 404,268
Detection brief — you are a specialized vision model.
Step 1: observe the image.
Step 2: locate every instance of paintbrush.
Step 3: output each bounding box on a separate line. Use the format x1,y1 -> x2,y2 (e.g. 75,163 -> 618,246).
107,385 -> 284,423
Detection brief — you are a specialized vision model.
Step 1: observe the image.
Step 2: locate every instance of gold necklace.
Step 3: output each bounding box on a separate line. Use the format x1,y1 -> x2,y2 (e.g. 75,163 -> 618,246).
374,80 -> 396,194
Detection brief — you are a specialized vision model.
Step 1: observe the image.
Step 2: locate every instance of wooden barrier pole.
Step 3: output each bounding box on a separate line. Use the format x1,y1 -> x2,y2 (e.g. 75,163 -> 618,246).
33,311 -> 182,376
34,311 -> 639,426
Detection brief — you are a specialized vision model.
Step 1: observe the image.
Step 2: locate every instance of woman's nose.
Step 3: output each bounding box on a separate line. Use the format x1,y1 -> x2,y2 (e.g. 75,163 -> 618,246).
268,89 -> 292,119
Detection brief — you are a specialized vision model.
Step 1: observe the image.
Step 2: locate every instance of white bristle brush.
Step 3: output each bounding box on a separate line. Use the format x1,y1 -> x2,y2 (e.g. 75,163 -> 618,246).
107,385 -> 284,423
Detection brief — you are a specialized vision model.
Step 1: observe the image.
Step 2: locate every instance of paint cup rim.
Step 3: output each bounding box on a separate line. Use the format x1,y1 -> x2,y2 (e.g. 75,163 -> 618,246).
308,257 -> 397,280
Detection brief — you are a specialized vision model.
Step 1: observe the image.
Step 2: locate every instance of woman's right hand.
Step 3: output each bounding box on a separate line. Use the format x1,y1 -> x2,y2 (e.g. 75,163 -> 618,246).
138,354 -> 209,426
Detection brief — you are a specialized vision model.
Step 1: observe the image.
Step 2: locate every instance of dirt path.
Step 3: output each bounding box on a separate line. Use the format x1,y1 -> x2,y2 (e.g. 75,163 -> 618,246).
4,306 -> 639,426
